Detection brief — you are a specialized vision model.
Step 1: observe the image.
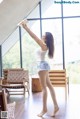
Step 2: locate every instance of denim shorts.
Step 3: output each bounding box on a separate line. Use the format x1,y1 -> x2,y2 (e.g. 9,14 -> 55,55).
37,61 -> 50,72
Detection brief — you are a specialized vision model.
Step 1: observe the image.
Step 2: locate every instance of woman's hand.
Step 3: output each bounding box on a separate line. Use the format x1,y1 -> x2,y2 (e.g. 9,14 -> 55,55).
18,19 -> 28,29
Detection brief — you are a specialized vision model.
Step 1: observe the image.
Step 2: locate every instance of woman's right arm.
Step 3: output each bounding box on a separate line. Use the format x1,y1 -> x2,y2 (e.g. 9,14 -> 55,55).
19,20 -> 45,49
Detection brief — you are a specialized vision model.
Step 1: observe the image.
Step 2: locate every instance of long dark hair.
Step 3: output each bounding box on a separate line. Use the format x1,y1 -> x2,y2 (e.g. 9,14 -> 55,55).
45,32 -> 54,58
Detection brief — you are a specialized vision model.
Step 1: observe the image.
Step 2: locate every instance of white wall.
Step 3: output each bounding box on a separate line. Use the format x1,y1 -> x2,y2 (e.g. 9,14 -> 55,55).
0,0 -> 41,45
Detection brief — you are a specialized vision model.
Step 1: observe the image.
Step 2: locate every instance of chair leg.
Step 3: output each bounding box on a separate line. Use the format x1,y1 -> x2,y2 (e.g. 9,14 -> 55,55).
24,87 -> 26,96
5,88 -> 10,98
25,84 -> 29,95
26,86 -> 29,95
65,86 -> 67,101
68,81 -> 69,94
67,77 -> 69,94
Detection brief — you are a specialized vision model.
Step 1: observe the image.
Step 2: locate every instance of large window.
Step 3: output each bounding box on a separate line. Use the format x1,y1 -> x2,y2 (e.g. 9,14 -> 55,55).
2,0 -> 80,83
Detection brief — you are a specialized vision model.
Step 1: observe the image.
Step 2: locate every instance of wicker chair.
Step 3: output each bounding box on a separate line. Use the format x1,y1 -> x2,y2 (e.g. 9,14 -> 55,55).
0,69 -> 29,96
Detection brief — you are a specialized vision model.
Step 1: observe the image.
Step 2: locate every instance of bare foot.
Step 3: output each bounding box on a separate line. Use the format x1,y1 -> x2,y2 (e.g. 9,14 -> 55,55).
37,110 -> 47,117
51,106 -> 59,117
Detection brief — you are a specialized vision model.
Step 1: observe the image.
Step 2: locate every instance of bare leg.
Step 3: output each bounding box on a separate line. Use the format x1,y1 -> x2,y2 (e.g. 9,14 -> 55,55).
37,70 -> 48,117
46,72 -> 59,116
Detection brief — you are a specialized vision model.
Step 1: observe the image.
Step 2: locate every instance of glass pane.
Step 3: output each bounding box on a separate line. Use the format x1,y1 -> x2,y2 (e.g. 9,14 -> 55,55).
27,5 -> 40,19
2,28 -> 19,56
22,20 -> 40,75
64,18 -> 80,83
63,0 -> 80,16
2,28 -> 20,69
42,19 -> 62,69
3,41 -> 20,69
41,0 -> 61,18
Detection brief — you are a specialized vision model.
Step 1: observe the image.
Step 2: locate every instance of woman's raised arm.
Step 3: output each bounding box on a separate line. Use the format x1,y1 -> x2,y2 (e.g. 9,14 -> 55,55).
19,20 -> 45,49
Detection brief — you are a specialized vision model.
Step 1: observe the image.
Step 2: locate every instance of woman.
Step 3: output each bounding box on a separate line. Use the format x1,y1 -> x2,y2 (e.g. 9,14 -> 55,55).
19,20 -> 59,117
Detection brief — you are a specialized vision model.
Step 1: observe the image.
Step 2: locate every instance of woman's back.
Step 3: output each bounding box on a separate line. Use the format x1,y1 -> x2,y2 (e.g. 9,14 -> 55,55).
37,49 -> 47,61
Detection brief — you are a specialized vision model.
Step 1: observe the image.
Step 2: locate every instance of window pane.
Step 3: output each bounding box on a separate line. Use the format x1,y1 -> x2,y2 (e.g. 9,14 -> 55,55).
41,0 -> 61,18
63,0 -> 80,16
2,28 -> 19,56
2,28 -> 20,69
64,19 -> 80,63
3,41 -> 20,69
64,18 -> 80,83
42,19 -> 62,69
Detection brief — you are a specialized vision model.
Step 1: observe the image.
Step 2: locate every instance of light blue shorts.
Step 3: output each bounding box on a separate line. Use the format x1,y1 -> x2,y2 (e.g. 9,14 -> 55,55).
37,61 -> 50,72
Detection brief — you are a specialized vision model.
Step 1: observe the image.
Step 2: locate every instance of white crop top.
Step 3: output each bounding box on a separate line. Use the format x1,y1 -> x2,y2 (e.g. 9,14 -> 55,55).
36,49 -> 47,61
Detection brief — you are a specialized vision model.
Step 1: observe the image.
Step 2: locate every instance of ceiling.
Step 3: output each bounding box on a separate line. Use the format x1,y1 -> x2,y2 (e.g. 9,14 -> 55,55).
0,0 -> 41,45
